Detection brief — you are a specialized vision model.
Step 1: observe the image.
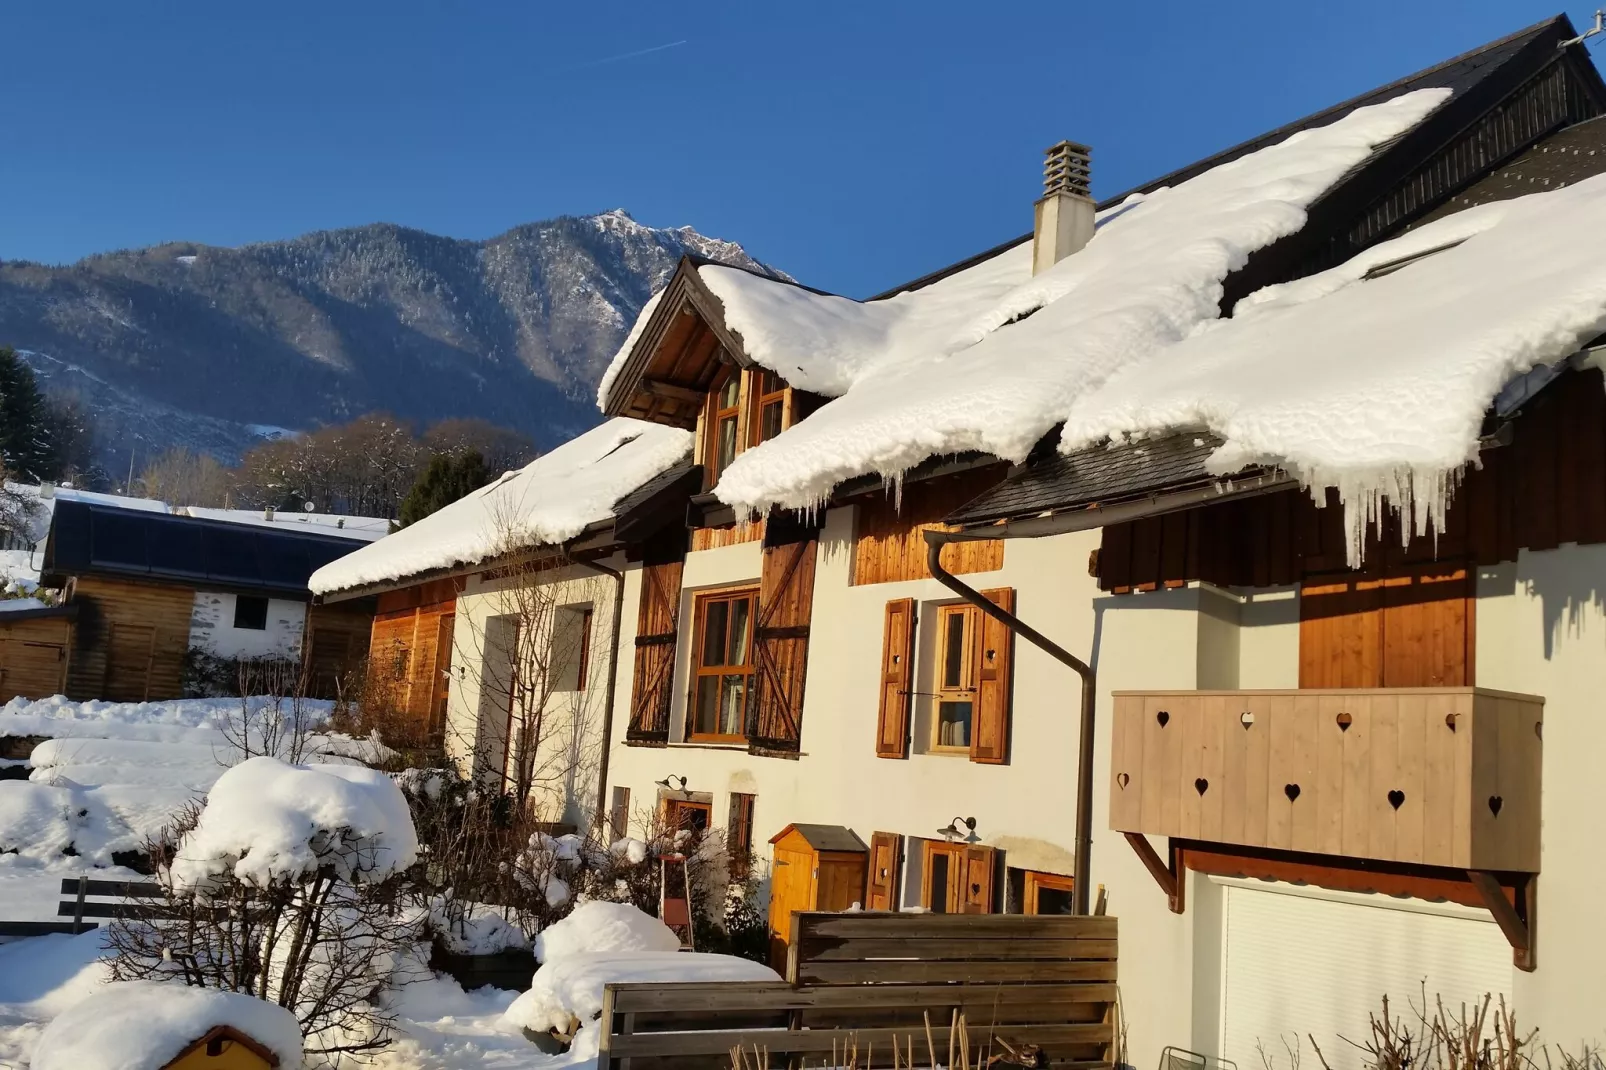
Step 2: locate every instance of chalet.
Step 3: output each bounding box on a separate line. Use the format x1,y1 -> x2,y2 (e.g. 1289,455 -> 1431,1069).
308,420 -> 698,825
584,12 -> 1606,1064
34,499 -> 375,702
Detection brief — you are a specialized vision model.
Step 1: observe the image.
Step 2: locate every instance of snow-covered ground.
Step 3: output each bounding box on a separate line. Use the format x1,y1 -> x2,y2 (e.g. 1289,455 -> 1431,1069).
0,697 -> 765,1069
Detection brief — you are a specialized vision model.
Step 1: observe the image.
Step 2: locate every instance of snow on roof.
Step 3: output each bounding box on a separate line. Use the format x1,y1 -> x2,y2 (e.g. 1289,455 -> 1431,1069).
30,980 -> 303,1070
308,417 -> 691,595
1064,170 -> 1606,565
181,506 -> 390,542
603,89 -> 1449,515
169,755 -> 417,890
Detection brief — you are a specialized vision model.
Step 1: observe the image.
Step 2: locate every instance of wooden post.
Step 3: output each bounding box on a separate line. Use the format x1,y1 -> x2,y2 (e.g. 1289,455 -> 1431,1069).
71,876 -> 87,935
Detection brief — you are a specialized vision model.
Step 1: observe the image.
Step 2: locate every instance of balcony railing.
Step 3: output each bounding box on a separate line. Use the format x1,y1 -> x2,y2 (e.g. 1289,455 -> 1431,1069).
1109,688 -> 1543,872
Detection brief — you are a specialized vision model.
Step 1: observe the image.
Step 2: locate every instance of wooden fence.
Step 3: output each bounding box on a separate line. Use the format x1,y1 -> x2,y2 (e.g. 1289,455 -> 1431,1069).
600,912 -> 1118,1069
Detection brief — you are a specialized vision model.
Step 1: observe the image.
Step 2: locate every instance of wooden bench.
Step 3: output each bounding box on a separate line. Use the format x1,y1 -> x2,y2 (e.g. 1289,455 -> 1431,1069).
600,912 -> 1119,1069
0,877 -> 163,938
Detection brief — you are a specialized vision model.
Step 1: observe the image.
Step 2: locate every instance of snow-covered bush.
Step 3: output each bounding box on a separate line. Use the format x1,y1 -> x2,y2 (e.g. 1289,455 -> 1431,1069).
532,900 -> 681,963
107,756 -> 421,1058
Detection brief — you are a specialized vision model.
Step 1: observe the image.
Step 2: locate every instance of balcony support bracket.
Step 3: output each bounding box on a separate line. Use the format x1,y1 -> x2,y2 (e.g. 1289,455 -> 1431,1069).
1467,870 -> 1536,972
1125,832 -> 1186,914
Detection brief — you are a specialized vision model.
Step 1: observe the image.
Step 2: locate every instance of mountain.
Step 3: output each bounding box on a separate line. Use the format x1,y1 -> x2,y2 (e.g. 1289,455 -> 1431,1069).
0,210 -> 778,471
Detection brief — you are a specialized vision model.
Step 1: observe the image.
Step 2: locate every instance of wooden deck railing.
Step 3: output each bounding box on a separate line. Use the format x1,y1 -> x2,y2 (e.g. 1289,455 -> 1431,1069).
600,912 -> 1118,1069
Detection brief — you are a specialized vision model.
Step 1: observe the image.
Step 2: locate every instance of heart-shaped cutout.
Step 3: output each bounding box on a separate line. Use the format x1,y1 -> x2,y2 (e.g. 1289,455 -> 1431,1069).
1336,712 -> 1353,732
1194,777 -> 1209,796
1240,711 -> 1255,729
1445,712 -> 1458,732
1388,789 -> 1406,810
1117,772 -> 1130,789
1285,783 -> 1301,802
1489,795 -> 1503,817
1156,710 -> 1170,728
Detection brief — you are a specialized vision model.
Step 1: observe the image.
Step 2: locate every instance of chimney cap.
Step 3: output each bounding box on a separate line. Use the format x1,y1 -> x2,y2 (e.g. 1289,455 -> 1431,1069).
1042,140 -> 1092,200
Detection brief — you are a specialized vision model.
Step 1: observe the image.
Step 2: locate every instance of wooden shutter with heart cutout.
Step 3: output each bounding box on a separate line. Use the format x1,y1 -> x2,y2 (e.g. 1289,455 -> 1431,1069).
865,831 -> 903,911
875,598 -> 916,759
970,587 -> 1015,765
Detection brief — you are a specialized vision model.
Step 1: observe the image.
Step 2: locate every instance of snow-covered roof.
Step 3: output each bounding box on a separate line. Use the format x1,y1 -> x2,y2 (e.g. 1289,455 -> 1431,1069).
599,88 -> 1452,516
308,418 -> 692,595
30,981 -> 304,1070
181,506 -> 390,542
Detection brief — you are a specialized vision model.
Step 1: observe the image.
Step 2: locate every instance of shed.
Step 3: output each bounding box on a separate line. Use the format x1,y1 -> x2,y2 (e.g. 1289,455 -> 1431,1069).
163,1025 -> 281,1070
0,603 -> 75,702
766,823 -> 868,970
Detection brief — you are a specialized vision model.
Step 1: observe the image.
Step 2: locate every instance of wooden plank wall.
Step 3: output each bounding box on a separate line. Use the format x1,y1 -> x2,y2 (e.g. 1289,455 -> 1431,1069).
369,578 -> 462,735
691,519 -> 765,552
853,467 -> 1007,585
1099,367 -> 1606,591
0,615 -> 73,702
600,912 -> 1118,1069
304,602 -> 374,699
65,576 -> 194,702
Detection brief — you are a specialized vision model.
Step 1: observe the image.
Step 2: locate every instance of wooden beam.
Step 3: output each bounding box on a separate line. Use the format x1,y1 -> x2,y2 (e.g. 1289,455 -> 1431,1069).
1467,869 -> 1535,972
640,377 -> 705,405
1124,832 -> 1185,914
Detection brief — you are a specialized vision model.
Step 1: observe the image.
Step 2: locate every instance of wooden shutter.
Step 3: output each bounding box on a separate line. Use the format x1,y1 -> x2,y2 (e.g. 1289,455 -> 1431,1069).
865,831 -> 903,911
1299,563 -> 1472,688
960,844 -> 997,914
970,587 -> 1015,765
875,598 -> 916,759
749,528 -> 819,756
627,558 -> 683,744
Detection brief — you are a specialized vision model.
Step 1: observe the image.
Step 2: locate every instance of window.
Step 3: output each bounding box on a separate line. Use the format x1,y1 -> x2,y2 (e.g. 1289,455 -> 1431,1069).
933,604 -> 979,750
1007,868 -> 1076,915
706,370 -> 743,482
688,587 -> 758,741
750,369 -> 787,446
728,792 -> 756,879
665,797 -> 712,832
233,595 -> 269,631
609,786 -> 631,841
550,604 -> 594,691
921,840 -> 995,914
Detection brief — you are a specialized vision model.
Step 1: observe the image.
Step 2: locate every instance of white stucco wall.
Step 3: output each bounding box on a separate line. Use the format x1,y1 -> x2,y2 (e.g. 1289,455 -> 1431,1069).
444,554 -> 621,829
187,591 -> 306,659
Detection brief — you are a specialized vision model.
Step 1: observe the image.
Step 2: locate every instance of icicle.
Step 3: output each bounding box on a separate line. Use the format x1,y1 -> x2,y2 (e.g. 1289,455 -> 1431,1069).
1307,464 -> 1463,570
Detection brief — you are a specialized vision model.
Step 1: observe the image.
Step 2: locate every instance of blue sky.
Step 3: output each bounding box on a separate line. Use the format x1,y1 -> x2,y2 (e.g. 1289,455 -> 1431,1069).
2,2 -> 1599,297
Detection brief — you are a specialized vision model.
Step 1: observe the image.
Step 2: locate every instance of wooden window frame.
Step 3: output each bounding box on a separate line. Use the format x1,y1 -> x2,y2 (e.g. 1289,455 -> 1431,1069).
1022,870 -> 1076,915
686,585 -> 760,743
748,368 -> 791,447
664,796 -> 713,832
703,367 -> 744,486
574,606 -> 593,691
728,792 -> 756,879
921,840 -> 967,913
930,603 -> 980,753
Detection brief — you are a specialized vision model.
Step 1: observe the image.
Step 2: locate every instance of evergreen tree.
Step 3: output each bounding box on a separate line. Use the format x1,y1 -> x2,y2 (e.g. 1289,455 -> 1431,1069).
397,450 -> 491,527
0,347 -> 55,482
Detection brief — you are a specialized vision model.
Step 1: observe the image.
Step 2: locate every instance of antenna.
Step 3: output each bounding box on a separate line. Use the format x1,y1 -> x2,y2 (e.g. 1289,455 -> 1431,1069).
1560,10 -> 1605,48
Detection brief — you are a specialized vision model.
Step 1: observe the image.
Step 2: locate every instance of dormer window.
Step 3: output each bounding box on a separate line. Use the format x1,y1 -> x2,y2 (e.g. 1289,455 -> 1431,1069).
752,369 -> 787,446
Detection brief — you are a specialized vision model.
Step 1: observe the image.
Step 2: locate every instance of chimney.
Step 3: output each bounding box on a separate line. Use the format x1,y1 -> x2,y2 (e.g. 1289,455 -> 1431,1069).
264,507 -> 275,522
1032,140 -> 1094,274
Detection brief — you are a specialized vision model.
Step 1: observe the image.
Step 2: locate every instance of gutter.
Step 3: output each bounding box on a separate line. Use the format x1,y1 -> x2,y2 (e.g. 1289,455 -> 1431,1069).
923,467 -> 1299,915
923,529 -> 1099,916
576,555 -> 627,834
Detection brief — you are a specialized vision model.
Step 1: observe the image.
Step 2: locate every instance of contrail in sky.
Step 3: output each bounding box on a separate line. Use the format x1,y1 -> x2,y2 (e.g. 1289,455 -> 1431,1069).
554,39 -> 688,73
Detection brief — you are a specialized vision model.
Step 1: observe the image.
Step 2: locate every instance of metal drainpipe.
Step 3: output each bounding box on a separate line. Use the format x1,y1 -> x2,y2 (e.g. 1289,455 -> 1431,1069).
577,556 -> 626,833
923,528 -> 1098,916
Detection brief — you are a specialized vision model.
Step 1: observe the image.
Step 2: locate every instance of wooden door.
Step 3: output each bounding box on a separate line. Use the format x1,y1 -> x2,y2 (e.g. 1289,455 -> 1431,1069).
865,831 -> 902,911
0,638 -> 69,701
429,613 -> 455,737
767,844 -> 815,972
816,853 -> 869,912
104,623 -> 157,703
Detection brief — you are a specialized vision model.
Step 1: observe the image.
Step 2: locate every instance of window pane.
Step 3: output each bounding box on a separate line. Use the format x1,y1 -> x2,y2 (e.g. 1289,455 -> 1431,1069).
757,369 -> 781,396
942,611 -> 967,688
1037,885 -> 1075,915
727,597 -> 752,665
701,600 -> 729,668
938,701 -> 972,747
717,415 -> 738,471
760,400 -> 783,442
694,675 -> 721,735
719,374 -> 741,409
719,674 -> 747,736
929,853 -> 950,914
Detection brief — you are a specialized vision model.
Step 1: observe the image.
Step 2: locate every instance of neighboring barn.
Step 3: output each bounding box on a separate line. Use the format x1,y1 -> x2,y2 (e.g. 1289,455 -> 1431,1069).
35,500 -> 374,702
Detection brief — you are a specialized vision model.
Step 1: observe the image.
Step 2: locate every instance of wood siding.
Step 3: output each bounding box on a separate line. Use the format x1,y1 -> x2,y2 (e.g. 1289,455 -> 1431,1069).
852,468 -> 1006,585
1098,367 -> 1606,591
304,602 -> 373,699
691,520 -> 766,551
368,578 -> 461,740
0,615 -> 73,701
1109,688 -> 1544,871
66,576 -> 194,702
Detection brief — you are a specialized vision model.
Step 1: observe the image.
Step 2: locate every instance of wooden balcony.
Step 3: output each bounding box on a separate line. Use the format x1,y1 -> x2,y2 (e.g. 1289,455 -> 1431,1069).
1109,688 -> 1544,872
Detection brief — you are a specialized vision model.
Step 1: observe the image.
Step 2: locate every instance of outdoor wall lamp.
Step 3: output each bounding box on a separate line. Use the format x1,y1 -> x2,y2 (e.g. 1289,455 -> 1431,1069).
655,774 -> 690,794
936,816 -> 977,842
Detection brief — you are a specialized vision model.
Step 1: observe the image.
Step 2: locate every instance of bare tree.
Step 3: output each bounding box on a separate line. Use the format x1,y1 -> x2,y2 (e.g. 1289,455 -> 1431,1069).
0,462 -> 42,553
212,657 -> 321,765
422,417 -> 537,475
140,447 -> 231,507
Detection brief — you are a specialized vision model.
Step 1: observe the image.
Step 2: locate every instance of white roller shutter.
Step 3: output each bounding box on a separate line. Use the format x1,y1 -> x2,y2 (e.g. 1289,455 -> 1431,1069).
1221,881 -> 1513,1067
